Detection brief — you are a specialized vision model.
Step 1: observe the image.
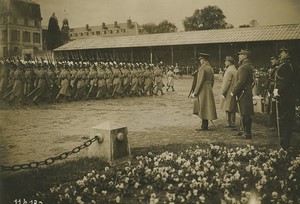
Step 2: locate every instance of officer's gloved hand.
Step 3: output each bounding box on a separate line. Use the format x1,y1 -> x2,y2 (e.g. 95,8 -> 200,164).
221,94 -> 226,100
273,89 -> 280,98
191,93 -> 195,98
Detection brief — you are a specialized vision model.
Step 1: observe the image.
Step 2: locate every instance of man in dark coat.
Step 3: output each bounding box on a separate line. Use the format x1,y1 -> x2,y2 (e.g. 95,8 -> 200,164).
231,49 -> 254,139
273,48 -> 297,150
192,53 -> 217,131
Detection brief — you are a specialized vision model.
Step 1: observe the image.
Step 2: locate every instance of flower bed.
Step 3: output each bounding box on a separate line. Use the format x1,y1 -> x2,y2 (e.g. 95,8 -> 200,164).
36,145 -> 300,204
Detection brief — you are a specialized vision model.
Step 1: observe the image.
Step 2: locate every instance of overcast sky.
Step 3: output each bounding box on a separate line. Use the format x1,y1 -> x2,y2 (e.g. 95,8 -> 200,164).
35,0 -> 300,31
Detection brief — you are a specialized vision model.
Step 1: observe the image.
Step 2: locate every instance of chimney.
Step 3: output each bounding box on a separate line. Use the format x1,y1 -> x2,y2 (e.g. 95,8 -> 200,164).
102,22 -> 106,29
114,21 -> 118,28
127,19 -> 132,28
86,24 -> 89,31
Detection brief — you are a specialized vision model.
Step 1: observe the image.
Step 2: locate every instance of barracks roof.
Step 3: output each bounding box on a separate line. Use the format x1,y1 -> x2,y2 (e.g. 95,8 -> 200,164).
55,24 -> 300,51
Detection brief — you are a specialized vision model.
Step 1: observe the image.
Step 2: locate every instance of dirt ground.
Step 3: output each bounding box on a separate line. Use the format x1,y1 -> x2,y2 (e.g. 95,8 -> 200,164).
0,75 -> 299,166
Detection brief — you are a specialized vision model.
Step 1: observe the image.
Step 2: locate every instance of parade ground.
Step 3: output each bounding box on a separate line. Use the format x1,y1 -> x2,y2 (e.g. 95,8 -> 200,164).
1,75 -> 299,167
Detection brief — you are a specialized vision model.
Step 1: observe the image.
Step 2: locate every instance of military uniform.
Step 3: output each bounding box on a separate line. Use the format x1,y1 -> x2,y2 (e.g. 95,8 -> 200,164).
193,54 -> 217,130
232,50 -> 254,138
75,66 -> 88,100
96,66 -> 107,99
273,50 -> 296,149
0,62 -> 10,98
220,56 -> 238,128
153,65 -> 164,95
9,65 -> 25,104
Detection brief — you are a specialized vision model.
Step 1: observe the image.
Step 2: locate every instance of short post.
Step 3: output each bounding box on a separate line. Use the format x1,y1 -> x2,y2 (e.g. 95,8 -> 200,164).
88,121 -> 131,165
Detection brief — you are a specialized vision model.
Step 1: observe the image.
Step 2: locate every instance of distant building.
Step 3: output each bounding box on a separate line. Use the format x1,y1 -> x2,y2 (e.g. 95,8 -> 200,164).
69,19 -> 147,40
0,0 -> 43,59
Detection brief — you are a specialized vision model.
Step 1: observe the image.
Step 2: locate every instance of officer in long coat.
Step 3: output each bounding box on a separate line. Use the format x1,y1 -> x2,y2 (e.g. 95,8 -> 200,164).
220,56 -> 238,128
192,53 -> 217,131
273,48 -> 297,149
231,50 -> 254,139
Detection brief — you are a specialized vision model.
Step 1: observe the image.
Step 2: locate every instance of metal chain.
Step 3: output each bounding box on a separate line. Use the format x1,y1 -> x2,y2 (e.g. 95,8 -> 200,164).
0,136 -> 101,172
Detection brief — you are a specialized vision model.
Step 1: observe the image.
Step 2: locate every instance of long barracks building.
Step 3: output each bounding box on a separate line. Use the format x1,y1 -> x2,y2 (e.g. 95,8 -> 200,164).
54,24 -> 300,68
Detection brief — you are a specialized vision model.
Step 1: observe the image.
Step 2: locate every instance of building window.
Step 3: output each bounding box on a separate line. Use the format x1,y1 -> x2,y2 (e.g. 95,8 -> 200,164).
13,17 -> 17,24
33,32 -> 40,43
103,31 -> 107,34
11,30 -> 20,42
23,31 -> 31,42
139,29 -> 144,33
109,30 -> 113,34
115,30 -> 119,33
34,20 -> 40,27
69,34 -> 72,37
2,17 -> 6,24
1,30 -> 7,41
80,33 -> 83,36
121,29 -> 126,33
24,18 -> 28,26
90,32 -> 94,35
96,31 -> 100,35
73,33 -> 77,37
85,32 -> 89,36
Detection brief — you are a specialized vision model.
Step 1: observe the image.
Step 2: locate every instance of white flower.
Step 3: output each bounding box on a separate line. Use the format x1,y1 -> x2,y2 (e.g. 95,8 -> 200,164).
101,190 -> 107,195
134,182 -> 139,188
104,166 -> 109,171
199,195 -> 205,203
115,196 -> 121,203
272,191 -> 278,199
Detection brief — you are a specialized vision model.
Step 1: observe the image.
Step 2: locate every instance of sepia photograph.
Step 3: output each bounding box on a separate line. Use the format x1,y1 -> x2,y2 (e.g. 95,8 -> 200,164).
1,0 -> 300,203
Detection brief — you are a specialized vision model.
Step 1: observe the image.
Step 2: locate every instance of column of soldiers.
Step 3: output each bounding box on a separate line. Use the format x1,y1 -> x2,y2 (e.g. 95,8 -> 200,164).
0,60 -> 175,105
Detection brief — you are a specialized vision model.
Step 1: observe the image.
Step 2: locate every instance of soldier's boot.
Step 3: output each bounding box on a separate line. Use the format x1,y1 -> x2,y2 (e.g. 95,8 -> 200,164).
161,90 -> 164,95
172,86 -> 175,91
166,86 -> 169,92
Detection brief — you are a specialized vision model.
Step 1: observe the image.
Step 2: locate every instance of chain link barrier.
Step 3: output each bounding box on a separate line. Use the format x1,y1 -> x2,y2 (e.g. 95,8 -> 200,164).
0,136 -> 101,172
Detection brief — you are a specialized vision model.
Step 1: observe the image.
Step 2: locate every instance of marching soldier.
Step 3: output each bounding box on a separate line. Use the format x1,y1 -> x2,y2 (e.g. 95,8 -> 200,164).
153,63 -> 164,96
143,64 -> 154,96
47,64 -> 59,101
191,53 -> 217,131
130,64 -> 139,96
24,63 -> 36,97
86,64 -> 98,99
32,63 -> 50,104
273,48 -> 297,150
8,62 -> 25,105
112,64 -> 123,98
96,64 -> 107,99
0,60 -> 10,99
70,64 -> 78,98
231,50 -> 254,139
74,63 -> 88,100
122,64 -> 131,96
56,64 -> 72,102
166,66 -> 175,92
105,63 -> 113,98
